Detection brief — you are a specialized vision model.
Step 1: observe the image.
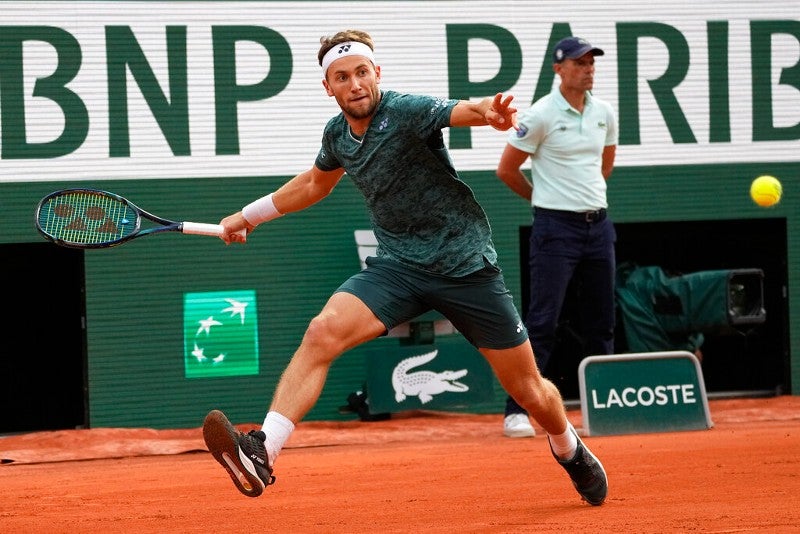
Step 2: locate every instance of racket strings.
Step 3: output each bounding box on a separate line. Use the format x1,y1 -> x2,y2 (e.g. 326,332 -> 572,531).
39,192 -> 136,245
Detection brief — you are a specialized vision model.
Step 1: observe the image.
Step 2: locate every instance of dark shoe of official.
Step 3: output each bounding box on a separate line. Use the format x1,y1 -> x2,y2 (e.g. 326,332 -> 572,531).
549,426 -> 608,505
203,409 -> 275,497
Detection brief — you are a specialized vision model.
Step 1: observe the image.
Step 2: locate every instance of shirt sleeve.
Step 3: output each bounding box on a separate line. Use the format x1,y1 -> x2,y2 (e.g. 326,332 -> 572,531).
398,93 -> 457,137
314,119 -> 342,171
507,105 -> 545,154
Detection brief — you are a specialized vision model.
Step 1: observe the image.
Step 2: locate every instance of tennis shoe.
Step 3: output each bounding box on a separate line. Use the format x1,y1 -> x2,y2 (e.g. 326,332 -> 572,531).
549,425 -> 607,505
503,413 -> 536,438
203,409 -> 275,497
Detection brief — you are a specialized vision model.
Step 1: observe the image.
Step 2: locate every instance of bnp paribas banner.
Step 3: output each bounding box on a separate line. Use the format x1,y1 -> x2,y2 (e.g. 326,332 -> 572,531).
1,1 -> 798,183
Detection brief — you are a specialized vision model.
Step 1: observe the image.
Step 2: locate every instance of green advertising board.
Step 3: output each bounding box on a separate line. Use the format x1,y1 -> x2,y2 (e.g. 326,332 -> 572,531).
365,336 -> 494,414
579,351 -> 713,436
183,290 -> 260,379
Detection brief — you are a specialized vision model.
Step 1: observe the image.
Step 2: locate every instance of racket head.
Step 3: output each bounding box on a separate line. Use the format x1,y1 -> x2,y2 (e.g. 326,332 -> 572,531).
35,189 -> 142,248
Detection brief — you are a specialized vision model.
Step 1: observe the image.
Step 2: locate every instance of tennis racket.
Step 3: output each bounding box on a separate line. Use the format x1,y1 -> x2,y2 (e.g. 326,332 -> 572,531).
35,188 -> 244,249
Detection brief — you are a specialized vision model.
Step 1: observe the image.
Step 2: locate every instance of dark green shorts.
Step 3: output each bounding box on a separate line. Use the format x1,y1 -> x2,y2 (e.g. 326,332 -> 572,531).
336,256 -> 528,349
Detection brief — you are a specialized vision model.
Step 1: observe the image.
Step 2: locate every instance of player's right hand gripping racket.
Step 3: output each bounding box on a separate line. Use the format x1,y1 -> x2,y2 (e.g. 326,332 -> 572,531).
35,188 -> 244,249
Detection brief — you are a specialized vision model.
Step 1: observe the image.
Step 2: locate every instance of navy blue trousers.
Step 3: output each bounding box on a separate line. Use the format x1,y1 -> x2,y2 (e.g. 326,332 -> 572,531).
506,207 -> 616,416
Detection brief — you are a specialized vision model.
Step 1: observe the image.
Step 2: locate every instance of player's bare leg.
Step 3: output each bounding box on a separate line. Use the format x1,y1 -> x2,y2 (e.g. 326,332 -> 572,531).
482,342 -> 608,505
269,292 -> 386,422
204,292 -> 385,497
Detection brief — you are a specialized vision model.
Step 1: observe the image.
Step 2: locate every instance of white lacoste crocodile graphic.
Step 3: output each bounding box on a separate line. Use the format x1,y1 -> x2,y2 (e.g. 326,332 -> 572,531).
392,349 -> 469,404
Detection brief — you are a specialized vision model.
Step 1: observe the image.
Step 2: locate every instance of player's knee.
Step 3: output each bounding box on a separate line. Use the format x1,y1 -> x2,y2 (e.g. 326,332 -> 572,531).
305,312 -> 366,358
304,313 -> 341,348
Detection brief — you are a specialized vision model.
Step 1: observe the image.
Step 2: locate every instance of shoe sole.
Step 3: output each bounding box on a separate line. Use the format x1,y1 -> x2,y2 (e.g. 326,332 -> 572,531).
203,410 -> 266,498
503,428 -> 536,438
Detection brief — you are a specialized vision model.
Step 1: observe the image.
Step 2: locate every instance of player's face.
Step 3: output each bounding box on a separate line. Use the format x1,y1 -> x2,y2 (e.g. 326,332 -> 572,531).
323,56 -> 381,120
556,52 -> 596,92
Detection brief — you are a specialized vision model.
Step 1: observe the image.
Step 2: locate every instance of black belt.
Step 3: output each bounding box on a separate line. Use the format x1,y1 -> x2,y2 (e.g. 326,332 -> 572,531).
534,206 -> 607,223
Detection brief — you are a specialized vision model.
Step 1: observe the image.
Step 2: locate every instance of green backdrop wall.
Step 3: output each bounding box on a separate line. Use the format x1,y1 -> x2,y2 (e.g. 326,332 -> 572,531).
2,160 -> 796,428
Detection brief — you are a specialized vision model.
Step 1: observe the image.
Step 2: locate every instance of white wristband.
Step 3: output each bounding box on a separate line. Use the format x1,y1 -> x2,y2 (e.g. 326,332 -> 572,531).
242,193 -> 284,226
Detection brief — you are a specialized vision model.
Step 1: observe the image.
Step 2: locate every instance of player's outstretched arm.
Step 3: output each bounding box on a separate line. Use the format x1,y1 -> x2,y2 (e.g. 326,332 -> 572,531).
219,166 -> 346,245
450,93 -> 519,131
272,166 -> 346,214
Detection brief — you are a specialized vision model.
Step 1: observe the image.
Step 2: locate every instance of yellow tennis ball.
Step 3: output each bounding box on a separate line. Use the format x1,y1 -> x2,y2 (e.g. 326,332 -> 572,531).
750,175 -> 782,207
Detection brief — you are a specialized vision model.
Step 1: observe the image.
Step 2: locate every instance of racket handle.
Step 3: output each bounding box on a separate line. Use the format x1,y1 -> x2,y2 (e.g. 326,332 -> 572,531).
182,222 -> 225,236
182,222 -> 247,239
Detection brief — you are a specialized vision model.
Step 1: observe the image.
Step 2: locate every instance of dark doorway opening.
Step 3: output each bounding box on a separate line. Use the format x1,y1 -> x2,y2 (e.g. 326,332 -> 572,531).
520,218 -> 789,401
0,243 -> 86,433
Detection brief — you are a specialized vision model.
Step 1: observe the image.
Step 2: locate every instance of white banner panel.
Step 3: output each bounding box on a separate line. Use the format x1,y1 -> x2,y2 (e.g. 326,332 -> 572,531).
1,1 -> 798,182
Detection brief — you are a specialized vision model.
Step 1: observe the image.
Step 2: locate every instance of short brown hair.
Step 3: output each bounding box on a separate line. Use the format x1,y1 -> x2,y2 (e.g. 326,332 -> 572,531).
317,30 -> 374,66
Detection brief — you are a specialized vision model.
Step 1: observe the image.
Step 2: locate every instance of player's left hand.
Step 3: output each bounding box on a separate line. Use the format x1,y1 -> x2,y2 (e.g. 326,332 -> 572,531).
486,93 -> 519,131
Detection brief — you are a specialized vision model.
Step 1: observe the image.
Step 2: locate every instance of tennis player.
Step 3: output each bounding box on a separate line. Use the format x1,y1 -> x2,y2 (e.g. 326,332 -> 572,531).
203,29 -> 607,506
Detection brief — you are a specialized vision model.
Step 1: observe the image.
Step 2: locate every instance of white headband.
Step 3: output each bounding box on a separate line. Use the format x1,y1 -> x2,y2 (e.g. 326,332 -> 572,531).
321,41 -> 375,78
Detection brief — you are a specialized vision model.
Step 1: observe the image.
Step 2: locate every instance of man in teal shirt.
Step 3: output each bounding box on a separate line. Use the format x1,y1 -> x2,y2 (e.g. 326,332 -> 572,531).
203,29 -> 608,507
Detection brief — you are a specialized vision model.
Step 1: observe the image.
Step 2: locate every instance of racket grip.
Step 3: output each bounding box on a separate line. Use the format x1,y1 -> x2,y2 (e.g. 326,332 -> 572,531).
182,222 -> 247,239
182,222 -> 225,236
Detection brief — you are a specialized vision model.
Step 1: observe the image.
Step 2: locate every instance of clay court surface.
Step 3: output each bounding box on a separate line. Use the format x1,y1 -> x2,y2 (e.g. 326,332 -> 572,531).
1,396 -> 798,533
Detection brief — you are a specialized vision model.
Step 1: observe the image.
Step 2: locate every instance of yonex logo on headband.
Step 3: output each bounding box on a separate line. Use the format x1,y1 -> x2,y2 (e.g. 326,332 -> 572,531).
321,41 -> 376,78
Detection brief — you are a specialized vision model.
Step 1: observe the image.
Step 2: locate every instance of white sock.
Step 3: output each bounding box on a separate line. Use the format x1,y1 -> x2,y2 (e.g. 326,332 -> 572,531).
261,411 -> 295,467
548,423 -> 579,461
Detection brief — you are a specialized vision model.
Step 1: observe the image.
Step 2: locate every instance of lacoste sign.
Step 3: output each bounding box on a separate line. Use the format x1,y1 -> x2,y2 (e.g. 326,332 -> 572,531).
578,351 -> 714,436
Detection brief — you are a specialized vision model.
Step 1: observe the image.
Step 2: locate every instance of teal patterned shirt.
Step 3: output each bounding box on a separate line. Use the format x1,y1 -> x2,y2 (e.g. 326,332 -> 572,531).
315,90 -> 497,277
